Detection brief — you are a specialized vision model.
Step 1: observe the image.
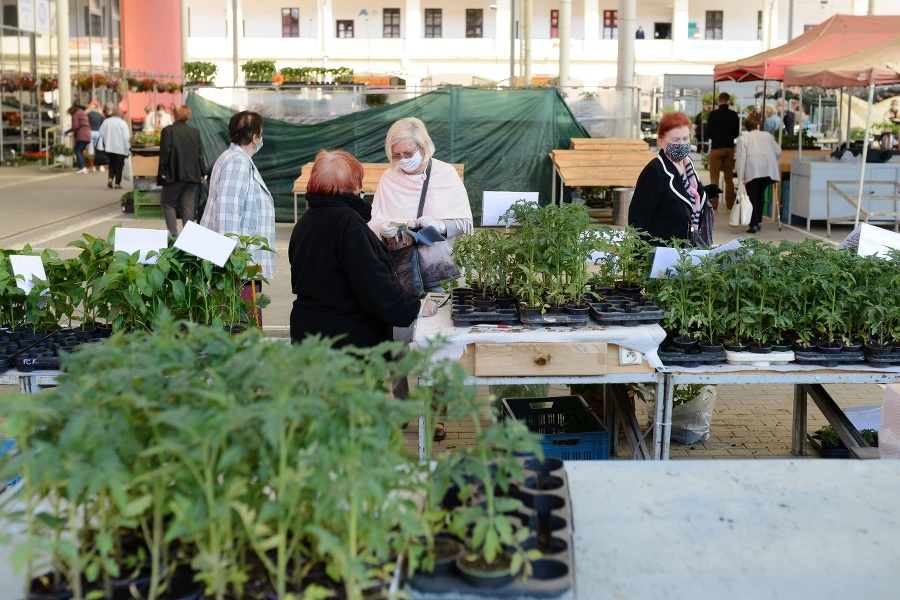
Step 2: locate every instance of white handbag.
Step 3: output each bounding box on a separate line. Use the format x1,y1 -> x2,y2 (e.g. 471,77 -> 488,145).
729,182 -> 753,227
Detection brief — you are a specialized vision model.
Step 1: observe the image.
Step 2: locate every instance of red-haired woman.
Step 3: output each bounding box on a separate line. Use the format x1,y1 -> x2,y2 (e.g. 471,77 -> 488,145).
158,104 -> 206,238
288,149 -> 438,348
628,111 -> 716,247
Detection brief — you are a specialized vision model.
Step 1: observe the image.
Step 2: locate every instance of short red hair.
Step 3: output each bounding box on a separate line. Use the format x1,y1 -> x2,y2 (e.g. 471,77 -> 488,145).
657,112 -> 692,140
306,149 -> 364,196
173,105 -> 191,122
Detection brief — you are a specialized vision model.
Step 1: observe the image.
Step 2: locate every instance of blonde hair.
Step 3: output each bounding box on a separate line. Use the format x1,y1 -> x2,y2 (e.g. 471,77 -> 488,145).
764,104 -> 777,117
384,117 -> 435,166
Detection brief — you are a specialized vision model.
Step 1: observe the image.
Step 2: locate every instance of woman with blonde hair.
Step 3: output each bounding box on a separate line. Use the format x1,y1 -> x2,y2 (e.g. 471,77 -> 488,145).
289,149 -> 437,349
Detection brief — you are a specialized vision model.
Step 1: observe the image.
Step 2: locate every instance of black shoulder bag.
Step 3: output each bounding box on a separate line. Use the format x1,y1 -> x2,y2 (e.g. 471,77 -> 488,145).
388,160 -> 432,298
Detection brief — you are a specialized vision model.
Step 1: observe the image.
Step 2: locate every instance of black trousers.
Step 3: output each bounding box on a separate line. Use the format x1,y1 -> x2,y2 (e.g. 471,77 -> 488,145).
160,181 -> 198,237
107,153 -> 126,185
745,177 -> 772,228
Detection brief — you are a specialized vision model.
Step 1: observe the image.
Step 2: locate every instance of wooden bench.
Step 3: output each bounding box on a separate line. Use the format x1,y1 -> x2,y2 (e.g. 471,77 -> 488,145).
549,139 -> 654,205
292,162 -> 465,222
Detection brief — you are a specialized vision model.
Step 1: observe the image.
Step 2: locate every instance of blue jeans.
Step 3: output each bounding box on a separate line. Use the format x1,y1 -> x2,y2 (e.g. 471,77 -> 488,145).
74,140 -> 90,169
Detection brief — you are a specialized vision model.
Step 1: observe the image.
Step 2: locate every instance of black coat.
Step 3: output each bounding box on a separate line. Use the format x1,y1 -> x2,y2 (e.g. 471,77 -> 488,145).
289,192 -> 421,348
628,151 -> 711,245
705,104 -> 740,149
157,121 -> 206,185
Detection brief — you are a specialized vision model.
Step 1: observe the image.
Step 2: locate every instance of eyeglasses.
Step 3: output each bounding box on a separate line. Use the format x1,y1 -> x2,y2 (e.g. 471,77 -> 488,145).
391,145 -> 418,161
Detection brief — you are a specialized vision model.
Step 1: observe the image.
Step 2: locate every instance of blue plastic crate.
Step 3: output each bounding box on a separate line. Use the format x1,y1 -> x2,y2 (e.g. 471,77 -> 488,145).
1,438 -> 22,493
501,396 -> 610,460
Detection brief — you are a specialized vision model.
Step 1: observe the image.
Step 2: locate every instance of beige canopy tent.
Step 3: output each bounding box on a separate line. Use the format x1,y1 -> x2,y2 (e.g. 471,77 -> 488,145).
783,38 -> 900,227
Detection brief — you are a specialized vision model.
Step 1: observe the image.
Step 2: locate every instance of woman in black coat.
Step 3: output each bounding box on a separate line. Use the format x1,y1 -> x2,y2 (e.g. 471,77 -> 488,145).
628,111 -> 715,247
289,150 -> 438,349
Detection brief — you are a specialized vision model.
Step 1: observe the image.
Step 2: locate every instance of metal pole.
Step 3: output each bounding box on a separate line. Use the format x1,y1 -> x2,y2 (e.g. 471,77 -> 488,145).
509,0 -> 516,85
232,0 -> 240,85
558,0 -> 571,89
854,80 -> 875,227
181,0 -> 189,70
57,0 -> 72,122
617,0 -> 635,138
788,0 -> 794,41
523,0 -> 532,85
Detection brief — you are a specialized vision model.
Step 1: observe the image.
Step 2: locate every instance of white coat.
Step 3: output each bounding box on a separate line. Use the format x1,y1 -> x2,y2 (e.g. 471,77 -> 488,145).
736,129 -> 782,183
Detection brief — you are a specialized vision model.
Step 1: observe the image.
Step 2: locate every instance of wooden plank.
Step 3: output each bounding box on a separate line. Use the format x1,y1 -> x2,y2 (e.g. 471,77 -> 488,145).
550,154 -> 653,168
566,177 -> 643,187
293,162 -> 464,194
570,138 -> 649,150
473,342 -> 608,376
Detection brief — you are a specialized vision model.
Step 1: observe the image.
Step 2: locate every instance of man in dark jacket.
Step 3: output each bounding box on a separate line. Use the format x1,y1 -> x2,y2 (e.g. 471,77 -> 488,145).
705,92 -> 740,211
157,105 -> 206,238
289,149 -> 436,349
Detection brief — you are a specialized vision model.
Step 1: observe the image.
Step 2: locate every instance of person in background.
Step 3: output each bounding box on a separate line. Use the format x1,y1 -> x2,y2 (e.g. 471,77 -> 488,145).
200,111 -> 275,324
736,114 -> 782,234
142,104 -> 157,133
693,105 -> 711,155
705,91 -> 740,211
86,101 -> 107,173
97,108 -> 131,189
628,111 -> 714,247
65,104 -> 92,174
777,98 -> 795,135
289,149 -> 438,349
156,103 -> 174,130
635,25 -> 645,39
369,117 -> 473,440
158,105 -> 206,238
763,104 -> 781,134
882,98 -> 900,150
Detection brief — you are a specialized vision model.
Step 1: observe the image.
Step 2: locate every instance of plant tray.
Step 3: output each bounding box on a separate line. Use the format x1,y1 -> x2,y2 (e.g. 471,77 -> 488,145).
807,434 -> 850,459
134,204 -> 164,220
588,303 -> 664,327
864,355 -> 900,368
408,457 -> 574,599
793,350 -> 865,368
132,189 -> 161,206
451,303 -> 520,327
658,349 -> 726,366
502,396 -> 609,461
725,350 -> 795,367
0,329 -> 53,374
517,305 -> 589,328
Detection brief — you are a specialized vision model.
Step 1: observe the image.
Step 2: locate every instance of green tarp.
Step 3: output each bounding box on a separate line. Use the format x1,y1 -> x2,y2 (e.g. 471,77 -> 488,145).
186,87 -> 588,223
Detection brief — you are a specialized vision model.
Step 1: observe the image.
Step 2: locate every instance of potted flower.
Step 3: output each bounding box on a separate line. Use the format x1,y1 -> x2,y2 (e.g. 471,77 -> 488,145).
50,144 -> 75,168
240,60 -> 276,85
183,61 -> 219,85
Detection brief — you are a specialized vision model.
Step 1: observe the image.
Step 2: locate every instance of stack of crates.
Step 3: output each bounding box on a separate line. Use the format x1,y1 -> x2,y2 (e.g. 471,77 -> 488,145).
502,395 -> 610,460
133,189 -> 163,220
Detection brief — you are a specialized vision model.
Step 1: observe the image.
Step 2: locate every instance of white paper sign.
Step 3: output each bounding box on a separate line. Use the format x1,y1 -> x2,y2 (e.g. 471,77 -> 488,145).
9,255 -> 47,294
174,221 -> 238,267
114,227 -> 169,265
838,223 -> 900,258
481,191 -> 540,226
649,246 -> 710,278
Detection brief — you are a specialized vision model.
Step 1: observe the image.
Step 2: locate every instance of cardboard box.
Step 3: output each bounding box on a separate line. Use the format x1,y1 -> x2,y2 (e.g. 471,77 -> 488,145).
132,154 -> 159,177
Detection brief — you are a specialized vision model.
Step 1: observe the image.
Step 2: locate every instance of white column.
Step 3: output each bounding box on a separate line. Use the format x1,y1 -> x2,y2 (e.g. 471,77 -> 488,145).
768,1 -> 778,47
495,2 -> 511,60
230,0 -> 241,85
180,0 -> 189,65
584,0 -> 599,42
558,0 -> 571,89
321,0 -> 332,58
523,0 -> 532,84
617,0 -> 635,138
672,0 -> 688,52
56,0 -> 71,122
406,0 -> 421,51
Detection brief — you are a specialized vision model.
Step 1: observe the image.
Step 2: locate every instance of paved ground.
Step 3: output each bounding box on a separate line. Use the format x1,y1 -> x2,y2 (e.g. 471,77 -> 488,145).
0,161 -> 886,459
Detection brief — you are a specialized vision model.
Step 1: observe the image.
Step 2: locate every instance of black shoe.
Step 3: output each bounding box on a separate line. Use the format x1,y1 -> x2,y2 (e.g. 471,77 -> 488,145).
746,225 -> 759,233
433,423 -> 446,442
107,179 -> 113,189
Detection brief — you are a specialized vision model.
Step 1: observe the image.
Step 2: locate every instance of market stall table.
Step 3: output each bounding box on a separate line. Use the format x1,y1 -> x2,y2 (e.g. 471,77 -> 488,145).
659,362 -> 900,460
568,459 -> 900,598
413,305 -> 667,459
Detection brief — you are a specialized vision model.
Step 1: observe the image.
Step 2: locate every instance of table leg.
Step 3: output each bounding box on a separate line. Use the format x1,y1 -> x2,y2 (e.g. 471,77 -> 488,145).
608,383 -> 650,460
418,410 -> 426,460
19,376 -> 41,394
603,383 -> 619,456
792,384 -> 808,456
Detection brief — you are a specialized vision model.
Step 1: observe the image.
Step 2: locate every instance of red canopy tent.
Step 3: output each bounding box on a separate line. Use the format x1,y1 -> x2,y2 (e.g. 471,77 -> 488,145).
714,14 -> 900,83
783,37 -> 900,227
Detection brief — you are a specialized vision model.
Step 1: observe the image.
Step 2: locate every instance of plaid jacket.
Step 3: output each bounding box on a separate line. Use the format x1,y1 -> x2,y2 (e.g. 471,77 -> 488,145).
200,144 -> 275,278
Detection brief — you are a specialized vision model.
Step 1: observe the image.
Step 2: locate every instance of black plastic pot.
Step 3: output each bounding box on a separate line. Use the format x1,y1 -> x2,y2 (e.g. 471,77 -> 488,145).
698,340 -> 724,354
670,336 -> 699,354
455,552 -> 516,589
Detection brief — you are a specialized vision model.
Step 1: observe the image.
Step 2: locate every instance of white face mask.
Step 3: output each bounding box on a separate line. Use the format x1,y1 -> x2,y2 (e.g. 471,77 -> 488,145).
397,150 -> 423,173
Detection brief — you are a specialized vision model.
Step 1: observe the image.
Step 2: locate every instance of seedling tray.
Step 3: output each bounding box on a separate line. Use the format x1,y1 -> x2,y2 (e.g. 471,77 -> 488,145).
793,350 -> 865,368
658,349 -> 726,366
517,305 -> 589,328
408,457 -> 574,599
864,355 -> 900,368
0,329 -> 54,373
502,396 -> 609,461
451,302 -> 520,327
590,303 -> 664,327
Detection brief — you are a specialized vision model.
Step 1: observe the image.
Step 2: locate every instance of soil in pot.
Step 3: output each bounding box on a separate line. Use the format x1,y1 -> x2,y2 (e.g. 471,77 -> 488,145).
864,343 -> 893,357
747,342 -> 773,354
455,552 -> 517,589
841,340 -> 863,353
423,535 -> 466,577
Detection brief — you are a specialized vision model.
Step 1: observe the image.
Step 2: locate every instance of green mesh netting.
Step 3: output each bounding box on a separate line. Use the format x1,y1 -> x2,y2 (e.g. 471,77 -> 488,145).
186,87 -> 588,223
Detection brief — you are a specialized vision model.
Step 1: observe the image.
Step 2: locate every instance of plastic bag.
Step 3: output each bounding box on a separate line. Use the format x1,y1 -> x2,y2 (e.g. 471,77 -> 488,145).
670,385 -> 717,444
123,156 -> 133,181
729,183 -> 752,227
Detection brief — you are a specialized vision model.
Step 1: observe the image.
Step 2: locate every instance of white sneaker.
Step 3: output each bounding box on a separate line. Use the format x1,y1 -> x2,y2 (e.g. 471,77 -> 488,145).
75,168 -> 88,174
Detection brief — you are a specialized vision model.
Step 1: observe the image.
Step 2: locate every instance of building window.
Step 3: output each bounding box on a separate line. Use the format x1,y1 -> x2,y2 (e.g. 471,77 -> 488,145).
705,11 -> 722,40
282,8 -> 299,38
383,8 -> 400,38
550,9 -> 559,38
466,9 -> 483,38
336,20 -> 354,38
602,10 -> 617,40
424,9 -> 442,38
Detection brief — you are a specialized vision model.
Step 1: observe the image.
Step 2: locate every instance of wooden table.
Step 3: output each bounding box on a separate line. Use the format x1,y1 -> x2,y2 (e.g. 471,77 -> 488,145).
549,140 -> 653,206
